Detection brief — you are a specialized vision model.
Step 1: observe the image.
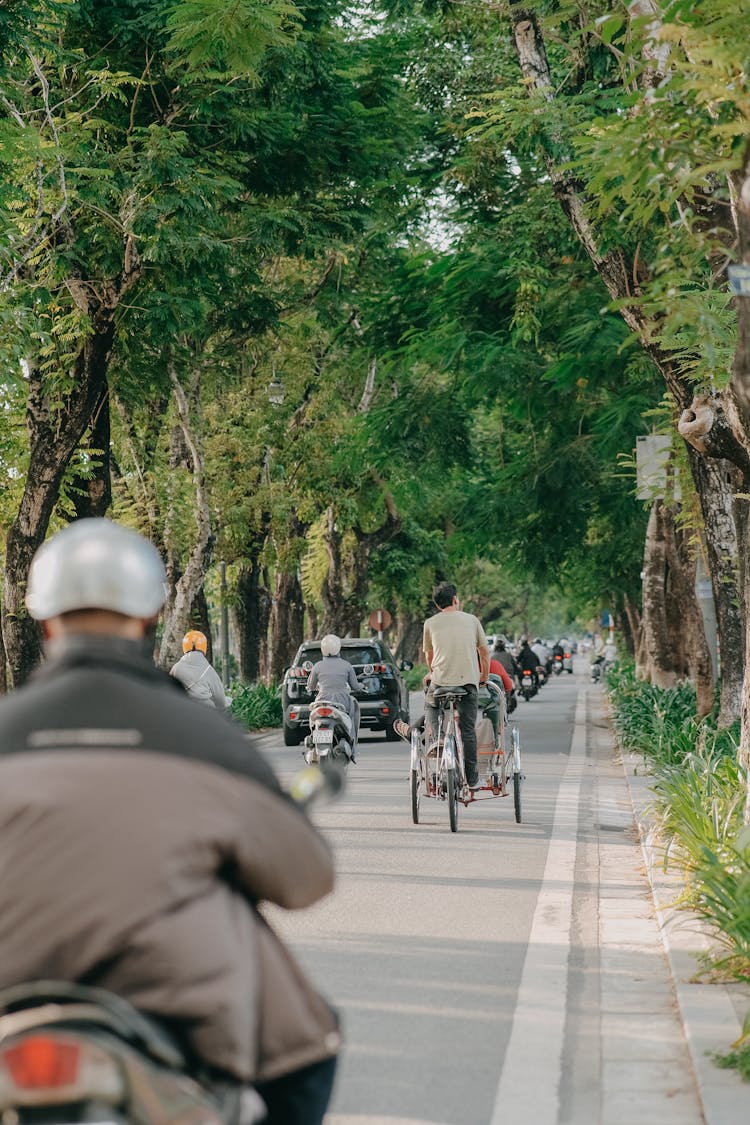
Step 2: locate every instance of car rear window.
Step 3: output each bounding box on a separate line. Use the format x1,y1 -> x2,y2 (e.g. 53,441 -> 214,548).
299,646 -> 381,667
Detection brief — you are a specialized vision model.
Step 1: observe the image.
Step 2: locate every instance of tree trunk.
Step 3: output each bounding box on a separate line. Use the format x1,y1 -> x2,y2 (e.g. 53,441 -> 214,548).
71,385 -> 112,519
234,559 -> 271,683
268,570 -> 305,683
158,364 -> 214,669
2,332 -> 114,685
641,502 -> 679,687
0,611 -> 7,694
728,140 -> 750,802
394,614 -> 423,664
305,602 -> 319,640
189,586 -> 213,664
687,451 -> 744,724
320,497 -> 401,636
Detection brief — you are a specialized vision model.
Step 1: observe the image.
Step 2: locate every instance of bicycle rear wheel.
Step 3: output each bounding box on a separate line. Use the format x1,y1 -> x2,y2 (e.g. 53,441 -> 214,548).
446,767 -> 459,832
410,769 -> 420,823
513,771 -> 522,823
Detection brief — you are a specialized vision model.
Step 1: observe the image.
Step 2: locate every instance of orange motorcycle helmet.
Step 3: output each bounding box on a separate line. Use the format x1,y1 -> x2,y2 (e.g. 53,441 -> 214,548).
182,629 -> 208,654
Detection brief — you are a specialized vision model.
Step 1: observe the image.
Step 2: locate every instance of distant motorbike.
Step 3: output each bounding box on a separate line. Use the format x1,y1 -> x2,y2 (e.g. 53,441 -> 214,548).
519,668 -> 538,702
563,650 -> 574,674
552,654 -> 563,676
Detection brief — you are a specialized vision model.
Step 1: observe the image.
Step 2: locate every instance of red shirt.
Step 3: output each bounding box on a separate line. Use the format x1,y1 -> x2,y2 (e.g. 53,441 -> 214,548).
489,659 -> 513,692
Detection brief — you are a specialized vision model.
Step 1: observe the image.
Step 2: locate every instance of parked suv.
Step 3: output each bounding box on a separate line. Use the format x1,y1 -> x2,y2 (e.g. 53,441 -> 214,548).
282,638 -> 413,746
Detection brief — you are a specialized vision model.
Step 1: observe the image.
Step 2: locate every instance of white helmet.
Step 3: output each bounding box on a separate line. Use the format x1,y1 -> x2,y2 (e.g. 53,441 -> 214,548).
26,518 -> 167,621
320,634 -> 341,657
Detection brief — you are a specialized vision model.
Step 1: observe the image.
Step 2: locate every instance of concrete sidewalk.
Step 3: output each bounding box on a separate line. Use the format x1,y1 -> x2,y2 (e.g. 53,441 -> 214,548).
592,686 -> 750,1125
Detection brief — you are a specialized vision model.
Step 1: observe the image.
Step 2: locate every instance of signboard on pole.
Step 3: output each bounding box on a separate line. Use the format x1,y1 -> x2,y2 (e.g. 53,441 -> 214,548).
728,264 -> 750,296
368,608 -> 392,635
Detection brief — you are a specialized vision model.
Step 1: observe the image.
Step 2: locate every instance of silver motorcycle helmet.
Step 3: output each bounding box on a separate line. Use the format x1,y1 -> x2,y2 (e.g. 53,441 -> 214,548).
320,633 -> 341,657
26,518 -> 168,621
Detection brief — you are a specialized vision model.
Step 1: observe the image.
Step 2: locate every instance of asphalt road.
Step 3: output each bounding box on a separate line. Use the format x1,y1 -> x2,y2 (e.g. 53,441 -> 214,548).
254,668 -> 583,1124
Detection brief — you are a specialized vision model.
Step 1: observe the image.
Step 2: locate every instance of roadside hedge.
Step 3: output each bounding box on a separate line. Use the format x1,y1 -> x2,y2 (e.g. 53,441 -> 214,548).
606,663 -> 750,1075
230,682 -> 283,731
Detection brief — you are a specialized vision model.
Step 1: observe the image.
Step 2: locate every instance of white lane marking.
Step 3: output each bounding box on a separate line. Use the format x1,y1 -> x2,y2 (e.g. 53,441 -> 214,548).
489,690 -> 586,1125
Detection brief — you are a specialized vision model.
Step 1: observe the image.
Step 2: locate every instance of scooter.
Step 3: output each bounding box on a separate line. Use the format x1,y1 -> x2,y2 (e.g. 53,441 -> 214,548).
305,699 -> 355,766
0,980 -> 250,1124
0,767 -> 341,1125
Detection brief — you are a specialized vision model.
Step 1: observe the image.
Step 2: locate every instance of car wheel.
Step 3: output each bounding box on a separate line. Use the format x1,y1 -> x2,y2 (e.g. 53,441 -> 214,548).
283,723 -> 304,746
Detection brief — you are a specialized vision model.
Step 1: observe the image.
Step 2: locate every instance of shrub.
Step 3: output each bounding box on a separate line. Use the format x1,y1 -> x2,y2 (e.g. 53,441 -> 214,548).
403,663 -> 429,691
608,663 -> 750,996
230,682 -> 283,731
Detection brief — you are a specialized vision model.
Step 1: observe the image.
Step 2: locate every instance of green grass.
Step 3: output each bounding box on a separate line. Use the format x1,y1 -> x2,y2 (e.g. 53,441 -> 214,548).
230,681 -> 283,730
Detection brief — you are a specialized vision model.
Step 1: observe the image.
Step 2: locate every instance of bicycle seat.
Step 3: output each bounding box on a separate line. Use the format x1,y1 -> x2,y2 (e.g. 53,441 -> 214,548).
432,686 -> 467,701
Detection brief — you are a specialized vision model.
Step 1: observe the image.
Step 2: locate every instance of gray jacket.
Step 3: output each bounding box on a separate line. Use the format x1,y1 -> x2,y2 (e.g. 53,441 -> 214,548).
306,655 -> 359,715
170,649 -> 226,709
0,636 -> 338,1082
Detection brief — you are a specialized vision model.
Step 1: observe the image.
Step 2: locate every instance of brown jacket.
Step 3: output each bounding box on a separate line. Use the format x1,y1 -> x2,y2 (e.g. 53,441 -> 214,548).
0,636 -> 339,1082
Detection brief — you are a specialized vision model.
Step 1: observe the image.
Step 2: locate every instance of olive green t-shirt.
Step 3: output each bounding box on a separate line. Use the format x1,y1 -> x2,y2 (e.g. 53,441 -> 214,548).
423,610 -> 488,687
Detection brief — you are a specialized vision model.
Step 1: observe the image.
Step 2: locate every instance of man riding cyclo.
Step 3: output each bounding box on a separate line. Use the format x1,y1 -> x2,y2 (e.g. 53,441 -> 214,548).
396,587 -> 515,766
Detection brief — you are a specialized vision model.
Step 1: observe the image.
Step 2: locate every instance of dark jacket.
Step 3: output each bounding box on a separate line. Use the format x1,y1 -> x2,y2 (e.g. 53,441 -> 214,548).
0,635 -> 339,1082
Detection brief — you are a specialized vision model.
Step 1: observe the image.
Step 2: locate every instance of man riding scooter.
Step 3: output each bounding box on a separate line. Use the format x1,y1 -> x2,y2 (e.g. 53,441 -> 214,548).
0,519 -> 340,1125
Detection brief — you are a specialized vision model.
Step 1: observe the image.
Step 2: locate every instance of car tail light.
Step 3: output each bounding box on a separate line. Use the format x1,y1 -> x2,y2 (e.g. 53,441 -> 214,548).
0,1034 -> 124,1106
289,710 -> 298,720
380,705 -> 390,715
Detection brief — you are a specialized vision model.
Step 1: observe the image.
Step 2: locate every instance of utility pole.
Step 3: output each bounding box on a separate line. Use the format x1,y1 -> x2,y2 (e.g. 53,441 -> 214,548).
220,560 -> 230,689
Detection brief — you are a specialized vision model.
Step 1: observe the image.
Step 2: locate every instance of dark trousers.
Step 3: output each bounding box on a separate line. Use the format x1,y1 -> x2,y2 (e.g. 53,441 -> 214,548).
425,684 -> 479,780
256,1055 -> 337,1125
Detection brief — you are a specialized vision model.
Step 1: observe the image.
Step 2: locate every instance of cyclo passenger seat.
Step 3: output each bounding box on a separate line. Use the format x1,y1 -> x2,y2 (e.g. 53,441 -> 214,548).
432,685 -> 467,705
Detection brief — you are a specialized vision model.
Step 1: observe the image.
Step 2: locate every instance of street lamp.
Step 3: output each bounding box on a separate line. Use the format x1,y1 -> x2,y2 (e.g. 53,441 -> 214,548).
267,376 -> 285,406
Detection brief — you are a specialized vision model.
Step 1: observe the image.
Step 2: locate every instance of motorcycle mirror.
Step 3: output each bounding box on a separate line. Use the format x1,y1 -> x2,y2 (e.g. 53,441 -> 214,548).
287,763 -> 346,808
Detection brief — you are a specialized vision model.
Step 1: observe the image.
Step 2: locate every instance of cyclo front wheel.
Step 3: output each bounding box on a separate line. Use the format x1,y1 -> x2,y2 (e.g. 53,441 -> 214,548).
513,771 -> 522,822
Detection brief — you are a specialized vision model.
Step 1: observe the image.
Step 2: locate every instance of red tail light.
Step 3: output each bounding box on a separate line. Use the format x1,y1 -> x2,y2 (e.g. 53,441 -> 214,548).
315,707 -> 333,717
2,1037 -> 81,1089
564,652 -> 571,658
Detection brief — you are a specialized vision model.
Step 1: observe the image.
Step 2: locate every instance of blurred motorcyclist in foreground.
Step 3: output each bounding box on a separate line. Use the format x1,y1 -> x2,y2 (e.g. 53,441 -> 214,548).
0,519 -> 339,1125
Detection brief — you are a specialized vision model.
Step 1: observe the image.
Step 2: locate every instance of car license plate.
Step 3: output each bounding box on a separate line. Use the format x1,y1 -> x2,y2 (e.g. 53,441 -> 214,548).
313,728 -> 334,744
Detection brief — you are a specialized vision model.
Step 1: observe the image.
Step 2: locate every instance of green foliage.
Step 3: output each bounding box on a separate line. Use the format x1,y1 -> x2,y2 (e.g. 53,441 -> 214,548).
230,681 -> 283,730
608,662 -> 750,986
403,662 -> 428,691
166,0 -> 300,78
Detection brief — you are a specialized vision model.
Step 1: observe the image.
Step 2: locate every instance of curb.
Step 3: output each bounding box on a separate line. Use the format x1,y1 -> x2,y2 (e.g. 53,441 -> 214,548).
617,743 -> 750,1124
